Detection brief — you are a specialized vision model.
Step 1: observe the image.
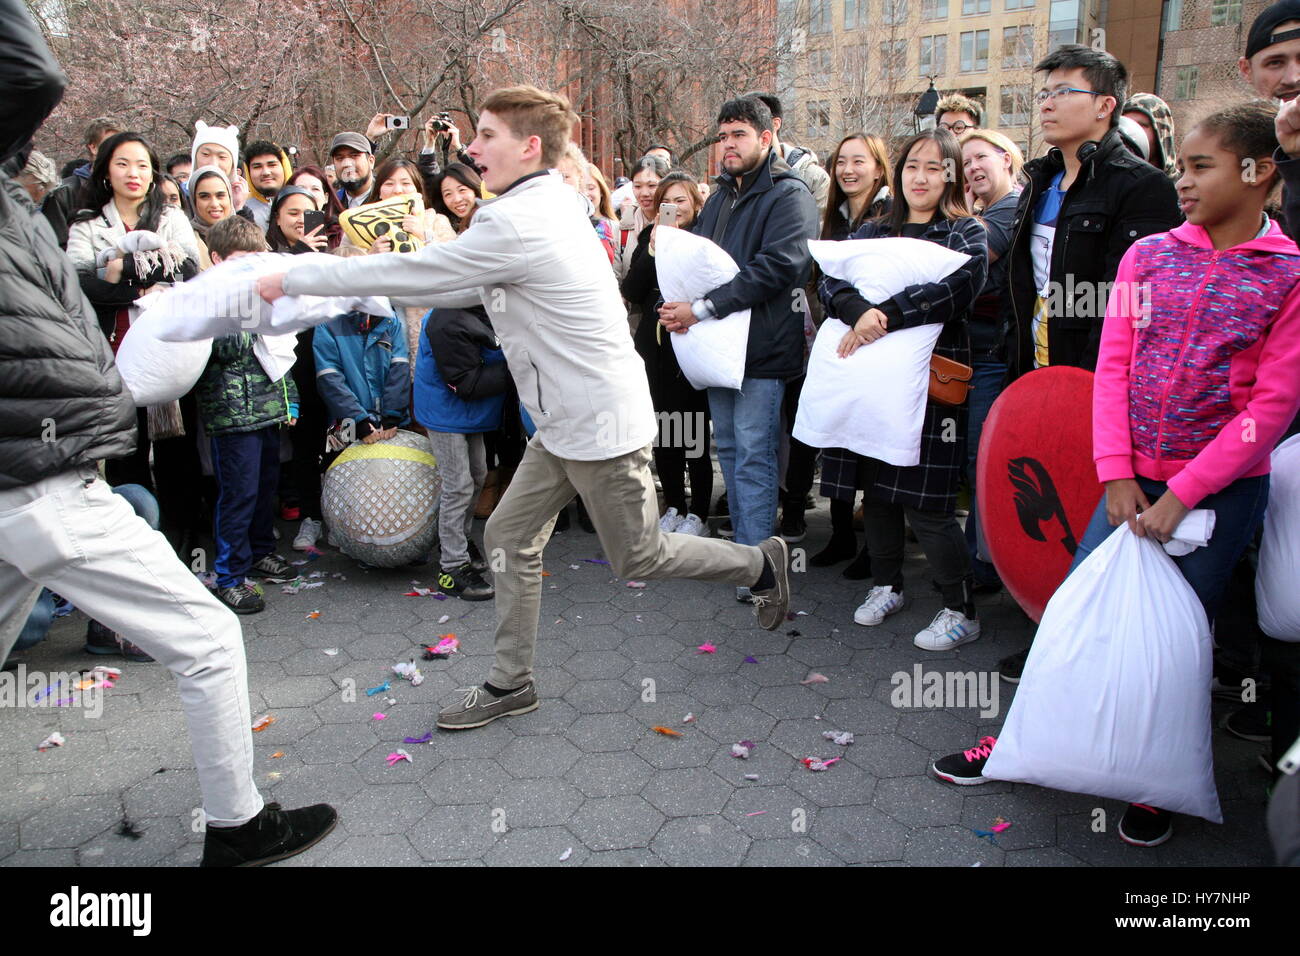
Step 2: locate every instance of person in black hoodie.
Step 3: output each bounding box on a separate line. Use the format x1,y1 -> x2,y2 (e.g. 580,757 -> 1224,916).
622,171 -> 714,538
1001,45 -> 1181,382
659,95 -> 818,601
0,0 -> 335,866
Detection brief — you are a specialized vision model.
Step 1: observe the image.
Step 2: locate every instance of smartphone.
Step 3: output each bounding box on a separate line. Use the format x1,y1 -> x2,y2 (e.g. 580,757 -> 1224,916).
658,202 -> 679,227
386,115 -> 410,130
302,209 -> 326,236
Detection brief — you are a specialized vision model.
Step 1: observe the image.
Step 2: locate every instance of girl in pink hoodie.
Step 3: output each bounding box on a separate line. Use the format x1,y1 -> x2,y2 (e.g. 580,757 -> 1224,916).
1087,102 -> 1300,847
930,103 -> 1300,848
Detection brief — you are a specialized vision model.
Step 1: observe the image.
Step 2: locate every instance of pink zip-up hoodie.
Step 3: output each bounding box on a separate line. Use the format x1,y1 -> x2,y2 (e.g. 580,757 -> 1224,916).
1094,219 -> 1300,508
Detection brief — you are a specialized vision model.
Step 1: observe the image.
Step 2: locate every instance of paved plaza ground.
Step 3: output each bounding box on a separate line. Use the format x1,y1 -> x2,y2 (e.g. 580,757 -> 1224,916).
0,504 -> 1275,867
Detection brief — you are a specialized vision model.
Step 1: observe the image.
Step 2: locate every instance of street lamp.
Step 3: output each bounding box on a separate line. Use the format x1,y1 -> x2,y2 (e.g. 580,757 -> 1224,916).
914,78 -> 939,133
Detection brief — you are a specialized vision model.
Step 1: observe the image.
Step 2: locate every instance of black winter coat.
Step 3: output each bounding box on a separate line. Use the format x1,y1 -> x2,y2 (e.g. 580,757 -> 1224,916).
692,149 -> 819,380
0,0 -> 136,489
1003,128 -> 1181,379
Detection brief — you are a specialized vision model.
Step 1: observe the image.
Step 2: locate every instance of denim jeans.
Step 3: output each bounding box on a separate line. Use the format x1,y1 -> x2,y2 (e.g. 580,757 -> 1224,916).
1069,474 -> 1270,622
964,360 -> 1006,580
708,378 -> 785,547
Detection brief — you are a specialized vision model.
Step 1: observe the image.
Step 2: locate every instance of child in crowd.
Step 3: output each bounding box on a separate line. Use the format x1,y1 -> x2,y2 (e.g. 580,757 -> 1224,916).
194,216 -> 301,614
932,103 -> 1300,848
415,304 -> 509,600
312,262 -> 411,456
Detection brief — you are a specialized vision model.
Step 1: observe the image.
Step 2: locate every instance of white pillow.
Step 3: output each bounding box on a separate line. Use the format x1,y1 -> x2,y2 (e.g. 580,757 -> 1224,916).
114,310 -> 212,406
654,226 -> 750,391
149,252 -> 392,342
793,237 -> 972,467
807,236 -> 972,303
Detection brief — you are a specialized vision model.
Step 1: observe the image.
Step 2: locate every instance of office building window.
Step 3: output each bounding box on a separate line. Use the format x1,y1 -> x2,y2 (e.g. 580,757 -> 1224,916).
809,0 -> 831,34
1163,0 -> 1182,30
844,0 -> 866,28
1174,65 -> 1198,100
808,101 -> 831,139
1210,0 -> 1241,26
919,35 -> 949,75
808,47 -> 834,86
1002,24 -> 1033,68
1000,84 -> 1030,126
960,29 -> 989,72
880,39 -> 908,78
922,0 -> 949,19
1005,0 -> 1035,8
883,0 -> 909,25
962,0 -> 991,14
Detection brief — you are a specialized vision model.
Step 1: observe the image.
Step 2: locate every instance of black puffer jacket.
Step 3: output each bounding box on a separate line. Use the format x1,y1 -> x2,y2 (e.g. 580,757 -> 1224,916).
692,148 -> 819,380
0,0 -> 136,489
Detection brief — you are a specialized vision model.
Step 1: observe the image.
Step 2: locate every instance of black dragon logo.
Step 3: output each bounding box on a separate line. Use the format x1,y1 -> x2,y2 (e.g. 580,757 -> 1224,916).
1008,457 -> 1077,556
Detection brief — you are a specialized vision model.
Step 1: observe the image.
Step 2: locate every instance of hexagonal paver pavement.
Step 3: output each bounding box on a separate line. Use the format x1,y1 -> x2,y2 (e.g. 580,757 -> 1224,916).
0,501 -> 1273,867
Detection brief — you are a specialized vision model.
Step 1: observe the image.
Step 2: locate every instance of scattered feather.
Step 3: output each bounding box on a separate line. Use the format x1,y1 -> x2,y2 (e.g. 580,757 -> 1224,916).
651,725 -> 682,738
697,642 -> 717,654
386,749 -> 412,766
822,730 -> 854,746
731,740 -> 755,759
251,715 -> 275,732
800,672 -> 830,685
404,732 -> 434,744
802,756 -> 842,772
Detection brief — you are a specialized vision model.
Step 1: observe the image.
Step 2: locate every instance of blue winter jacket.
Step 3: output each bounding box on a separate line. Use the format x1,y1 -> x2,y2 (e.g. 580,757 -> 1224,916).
414,307 -> 507,434
312,310 -> 410,437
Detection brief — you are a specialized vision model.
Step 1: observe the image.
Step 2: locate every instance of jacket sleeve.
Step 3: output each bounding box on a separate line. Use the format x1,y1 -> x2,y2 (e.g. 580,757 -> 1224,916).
619,224 -> 658,304
283,204 -> 528,300
381,314 -> 410,424
1166,281 -> 1300,508
1092,244 -> 1142,483
418,149 -> 441,195
1090,169 -> 1181,359
67,221 -> 138,308
876,218 -> 989,332
1275,146 -> 1300,244
40,183 -> 76,249
427,310 -> 509,402
312,319 -> 370,427
704,183 -> 818,317
0,0 -> 66,165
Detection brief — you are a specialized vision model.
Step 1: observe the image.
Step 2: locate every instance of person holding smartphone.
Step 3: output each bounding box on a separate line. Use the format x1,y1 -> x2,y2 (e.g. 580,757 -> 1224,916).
621,171 -> 713,538
265,186 -> 330,550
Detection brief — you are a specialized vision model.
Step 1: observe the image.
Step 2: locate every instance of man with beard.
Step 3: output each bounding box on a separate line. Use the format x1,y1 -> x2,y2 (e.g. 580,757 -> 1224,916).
241,140 -> 292,230
328,132 -> 375,208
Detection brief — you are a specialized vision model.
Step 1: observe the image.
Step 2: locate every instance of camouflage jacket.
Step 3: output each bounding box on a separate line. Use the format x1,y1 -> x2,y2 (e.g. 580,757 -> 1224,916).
195,333 -> 299,436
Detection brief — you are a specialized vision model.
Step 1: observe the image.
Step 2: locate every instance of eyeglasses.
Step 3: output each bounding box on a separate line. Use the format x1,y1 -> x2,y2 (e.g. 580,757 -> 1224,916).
938,121 -> 973,134
1035,87 -> 1102,105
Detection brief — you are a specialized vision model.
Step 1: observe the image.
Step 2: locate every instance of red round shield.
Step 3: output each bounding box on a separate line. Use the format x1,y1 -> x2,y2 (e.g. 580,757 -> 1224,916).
976,366 -> 1102,623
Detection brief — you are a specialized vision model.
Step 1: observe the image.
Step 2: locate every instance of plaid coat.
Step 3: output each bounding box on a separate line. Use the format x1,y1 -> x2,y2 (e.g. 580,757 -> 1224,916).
815,215 -> 988,513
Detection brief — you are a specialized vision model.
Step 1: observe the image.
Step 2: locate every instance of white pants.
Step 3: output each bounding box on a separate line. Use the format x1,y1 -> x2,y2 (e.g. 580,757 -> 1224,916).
0,467 -> 263,825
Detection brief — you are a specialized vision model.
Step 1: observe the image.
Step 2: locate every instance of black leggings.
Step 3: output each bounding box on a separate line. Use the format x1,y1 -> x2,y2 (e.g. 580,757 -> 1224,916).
861,499 -> 973,612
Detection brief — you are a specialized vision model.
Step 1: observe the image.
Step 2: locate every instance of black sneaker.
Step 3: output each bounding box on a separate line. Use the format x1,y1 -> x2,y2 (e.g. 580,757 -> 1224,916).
717,520 -> 735,539
248,554 -> 298,583
1223,703 -> 1271,742
998,646 -> 1031,683
930,735 -> 997,785
217,583 -> 266,615
84,620 -> 154,662
779,512 -> 806,543
553,507 -> 571,533
201,801 -> 338,867
1118,803 -> 1173,847
714,493 -> 728,518
437,563 -> 495,601
467,540 -> 489,573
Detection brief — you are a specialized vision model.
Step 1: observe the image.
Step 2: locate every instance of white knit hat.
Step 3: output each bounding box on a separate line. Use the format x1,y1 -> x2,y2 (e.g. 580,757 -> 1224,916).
190,120 -> 241,173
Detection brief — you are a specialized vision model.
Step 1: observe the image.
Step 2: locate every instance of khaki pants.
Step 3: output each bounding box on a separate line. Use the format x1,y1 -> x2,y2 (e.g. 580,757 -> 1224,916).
485,436 -> 765,688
